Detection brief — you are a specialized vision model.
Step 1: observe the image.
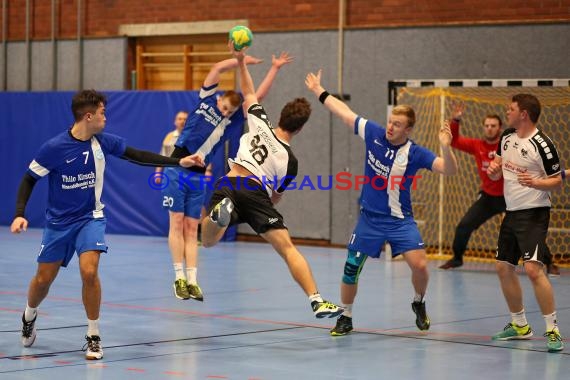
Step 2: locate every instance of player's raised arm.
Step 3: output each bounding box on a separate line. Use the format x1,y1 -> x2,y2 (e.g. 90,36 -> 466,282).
202,55 -> 262,89
305,69 -> 357,128
256,52 -> 294,103
431,120 -> 458,176
232,45 -> 257,110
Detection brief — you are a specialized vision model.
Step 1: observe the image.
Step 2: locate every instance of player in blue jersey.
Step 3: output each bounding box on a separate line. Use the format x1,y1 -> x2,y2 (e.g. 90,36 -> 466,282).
200,45 -> 344,320
162,52 -> 294,302
10,89 -> 203,360
305,70 -> 458,335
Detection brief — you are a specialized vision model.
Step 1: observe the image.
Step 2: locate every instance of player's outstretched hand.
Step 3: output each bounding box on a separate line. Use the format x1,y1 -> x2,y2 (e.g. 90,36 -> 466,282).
244,55 -> 262,65
451,101 -> 465,120
305,69 -> 323,92
439,120 -> 453,146
180,153 -> 205,168
272,52 -> 293,69
11,217 -> 28,234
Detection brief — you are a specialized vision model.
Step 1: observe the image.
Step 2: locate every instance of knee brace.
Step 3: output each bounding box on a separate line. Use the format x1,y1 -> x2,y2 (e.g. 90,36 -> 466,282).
342,250 -> 367,285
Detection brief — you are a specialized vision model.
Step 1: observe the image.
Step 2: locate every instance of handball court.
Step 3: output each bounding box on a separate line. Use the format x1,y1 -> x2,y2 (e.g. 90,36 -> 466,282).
1,228 -> 568,380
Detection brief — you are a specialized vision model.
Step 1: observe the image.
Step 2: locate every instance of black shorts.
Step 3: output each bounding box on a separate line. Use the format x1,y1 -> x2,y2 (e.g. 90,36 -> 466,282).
208,176 -> 287,234
496,207 -> 550,265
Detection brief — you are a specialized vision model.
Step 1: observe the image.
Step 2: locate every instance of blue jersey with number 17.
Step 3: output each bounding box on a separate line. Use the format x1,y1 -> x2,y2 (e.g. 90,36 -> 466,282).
355,116 -> 436,219
27,130 -> 127,225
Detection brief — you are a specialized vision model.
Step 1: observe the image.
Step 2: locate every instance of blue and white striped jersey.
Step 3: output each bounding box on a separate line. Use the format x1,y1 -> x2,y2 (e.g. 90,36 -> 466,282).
354,116 -> 436,219
27,130 -> 126,225
176,84 -> 244,165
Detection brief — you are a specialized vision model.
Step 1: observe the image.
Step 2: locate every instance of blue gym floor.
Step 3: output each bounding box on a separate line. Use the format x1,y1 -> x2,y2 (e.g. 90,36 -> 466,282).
1,228 -> 568,379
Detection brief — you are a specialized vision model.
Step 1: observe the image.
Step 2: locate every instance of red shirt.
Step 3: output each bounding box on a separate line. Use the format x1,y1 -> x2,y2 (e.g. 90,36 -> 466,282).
450,119 -> 504,196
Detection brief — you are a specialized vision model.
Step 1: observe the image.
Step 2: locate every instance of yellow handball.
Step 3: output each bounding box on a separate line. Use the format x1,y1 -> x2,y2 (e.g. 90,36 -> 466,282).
229,25 -> 253,51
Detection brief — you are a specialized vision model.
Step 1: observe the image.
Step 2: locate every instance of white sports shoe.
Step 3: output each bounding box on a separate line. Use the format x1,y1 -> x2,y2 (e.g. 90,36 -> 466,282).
21,313 -> 37,347
84,335 -> 104,360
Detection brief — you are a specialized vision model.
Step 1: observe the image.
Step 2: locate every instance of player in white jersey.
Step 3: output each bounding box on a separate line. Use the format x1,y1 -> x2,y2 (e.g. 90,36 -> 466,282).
487,93 -> 564,352
200,44 -> 344,320
162,53 -> 293,302
10,90 -> 203,360
305,69 -> 458,336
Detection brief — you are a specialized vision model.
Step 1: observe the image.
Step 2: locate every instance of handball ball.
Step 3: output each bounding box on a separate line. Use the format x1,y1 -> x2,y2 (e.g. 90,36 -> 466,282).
229,25 -> 253,51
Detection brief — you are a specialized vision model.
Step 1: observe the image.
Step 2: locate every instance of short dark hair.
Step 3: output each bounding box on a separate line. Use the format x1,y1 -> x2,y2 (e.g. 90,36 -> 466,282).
72,89 -> 107,122
485,114 -> 503,126
278,97 -> 311,133
512,93 -> 541,123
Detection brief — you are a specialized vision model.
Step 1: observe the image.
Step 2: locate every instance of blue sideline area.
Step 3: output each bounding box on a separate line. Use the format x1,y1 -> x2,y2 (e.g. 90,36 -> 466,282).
0,91 -> 240,239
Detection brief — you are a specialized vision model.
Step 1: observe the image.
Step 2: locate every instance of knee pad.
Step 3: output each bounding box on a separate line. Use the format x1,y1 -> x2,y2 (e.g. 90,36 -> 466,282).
342,250 -> 367,285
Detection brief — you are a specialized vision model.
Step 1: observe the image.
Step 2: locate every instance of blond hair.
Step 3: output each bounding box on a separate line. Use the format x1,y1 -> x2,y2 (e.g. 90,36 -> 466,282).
392,105 -> 416,128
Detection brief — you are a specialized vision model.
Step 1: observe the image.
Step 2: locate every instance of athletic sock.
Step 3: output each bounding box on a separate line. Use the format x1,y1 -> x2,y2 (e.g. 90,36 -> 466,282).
309,293 -> 323,304
24,305 -> 38,322
413,293 -> 425,303
544,311 -> 558,332
173,263 -> 185,281
87,318 -> 100,337
186,267 -> 197,284
342,304 -> 353,318
511,309 -> 528,327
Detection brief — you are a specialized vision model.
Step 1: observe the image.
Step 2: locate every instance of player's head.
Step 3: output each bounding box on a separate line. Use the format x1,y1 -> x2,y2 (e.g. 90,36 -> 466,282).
278,97 -> 311,135
217,90 -> 242,118
72,89 -> 107,131
174,110 -> 189,131
507,93 -> 541,128
482,114 -> 502,142
386,105 -> 415,144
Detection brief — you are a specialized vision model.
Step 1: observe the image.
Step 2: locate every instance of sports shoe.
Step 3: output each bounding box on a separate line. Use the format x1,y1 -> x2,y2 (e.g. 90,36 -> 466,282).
330,315 -> 353,336
547,263 -> 560,277
83,335 -> 104,360
312,300 -> 344,319
411,301 -> 430,330
173,279 -> 190,300
491,322 -> 533,340
187,282 -> 204,302
210,198 -> 234,227
21,313 -> 37,347
438,259 -> 463,270
544,329 -> 564,352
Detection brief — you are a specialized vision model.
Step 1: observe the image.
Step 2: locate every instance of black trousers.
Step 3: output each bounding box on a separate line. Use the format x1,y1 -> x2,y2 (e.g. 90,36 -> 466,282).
452,191 -> 505,261
452,191 -> 554,264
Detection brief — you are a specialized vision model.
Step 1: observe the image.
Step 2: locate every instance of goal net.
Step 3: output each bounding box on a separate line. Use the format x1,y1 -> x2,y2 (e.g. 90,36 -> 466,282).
388,80 -> 570,266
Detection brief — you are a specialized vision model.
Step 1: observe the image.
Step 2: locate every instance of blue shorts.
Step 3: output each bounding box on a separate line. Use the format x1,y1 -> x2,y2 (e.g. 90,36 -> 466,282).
39,218 -> 107,267
162,167 -> 207,218
347,209 -> 425,258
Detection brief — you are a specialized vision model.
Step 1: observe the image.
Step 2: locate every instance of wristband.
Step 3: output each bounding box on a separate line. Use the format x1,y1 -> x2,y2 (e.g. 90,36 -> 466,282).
318,91 -> 330,104
562,169 -> 566,181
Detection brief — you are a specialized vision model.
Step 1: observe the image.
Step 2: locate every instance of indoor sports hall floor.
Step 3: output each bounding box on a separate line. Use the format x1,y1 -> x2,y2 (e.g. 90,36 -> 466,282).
1,228 -> 568,380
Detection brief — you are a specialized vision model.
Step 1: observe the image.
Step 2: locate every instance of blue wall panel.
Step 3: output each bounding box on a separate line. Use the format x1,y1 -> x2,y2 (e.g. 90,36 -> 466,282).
0,91 -> 240,238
